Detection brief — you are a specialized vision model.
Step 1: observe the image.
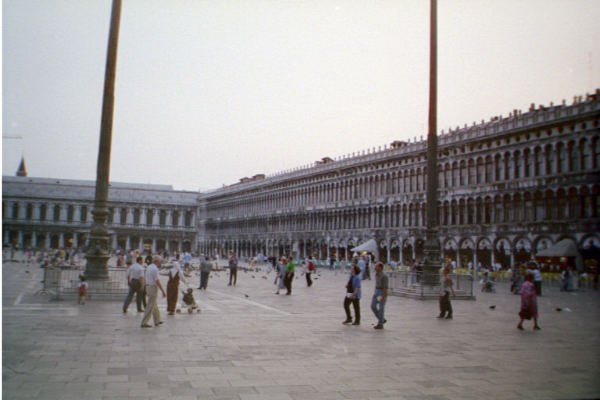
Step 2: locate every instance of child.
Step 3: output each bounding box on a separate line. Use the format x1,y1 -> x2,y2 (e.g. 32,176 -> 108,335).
78,275 -> 89,305
181,288 -> 199,313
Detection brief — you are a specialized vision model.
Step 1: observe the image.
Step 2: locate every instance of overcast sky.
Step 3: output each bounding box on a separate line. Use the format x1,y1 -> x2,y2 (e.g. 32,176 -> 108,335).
3,0 -> 600,191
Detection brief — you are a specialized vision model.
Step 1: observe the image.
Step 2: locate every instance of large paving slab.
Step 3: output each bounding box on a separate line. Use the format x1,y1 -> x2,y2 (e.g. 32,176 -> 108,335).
3,260 -> 600,400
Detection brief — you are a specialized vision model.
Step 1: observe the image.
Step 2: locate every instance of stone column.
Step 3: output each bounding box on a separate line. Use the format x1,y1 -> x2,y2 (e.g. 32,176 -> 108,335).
141,208 -> 147,225
126,208 -> 133,224
72,233 -> 78,248
152,238 -> 156,253
126,236 -> 131,250
45,233 -> 51,248
59,233 -> 64,248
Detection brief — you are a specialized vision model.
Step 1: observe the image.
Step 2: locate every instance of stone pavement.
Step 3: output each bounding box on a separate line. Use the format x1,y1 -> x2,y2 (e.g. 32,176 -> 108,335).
3,261 -> 600,400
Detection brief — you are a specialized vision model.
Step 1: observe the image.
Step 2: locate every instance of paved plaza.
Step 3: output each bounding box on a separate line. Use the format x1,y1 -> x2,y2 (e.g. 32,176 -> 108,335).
3,260 -> 600,400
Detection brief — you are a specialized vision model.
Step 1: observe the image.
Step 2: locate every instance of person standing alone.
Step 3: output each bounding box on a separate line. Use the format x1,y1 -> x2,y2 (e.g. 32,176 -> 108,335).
438,265 -> 455,319
371,262 -> 388,329
228,251 -> 238,287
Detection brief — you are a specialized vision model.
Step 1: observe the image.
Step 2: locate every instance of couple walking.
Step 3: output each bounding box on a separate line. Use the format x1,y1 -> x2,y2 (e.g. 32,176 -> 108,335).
343,262 -> 388,329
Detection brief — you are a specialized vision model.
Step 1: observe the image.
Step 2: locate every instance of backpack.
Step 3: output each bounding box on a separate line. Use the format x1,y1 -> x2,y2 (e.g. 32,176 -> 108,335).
308,262 -> 315,272
79,283 -> 86,296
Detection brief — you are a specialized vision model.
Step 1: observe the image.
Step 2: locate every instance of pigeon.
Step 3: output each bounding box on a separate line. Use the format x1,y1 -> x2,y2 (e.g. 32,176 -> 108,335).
556,307 -> 562,312
489,305 -> 496,310
244,294 -> 249,298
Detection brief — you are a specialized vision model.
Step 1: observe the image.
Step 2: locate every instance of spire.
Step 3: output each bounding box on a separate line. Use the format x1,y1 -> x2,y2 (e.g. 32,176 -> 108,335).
16,157 -> 27,177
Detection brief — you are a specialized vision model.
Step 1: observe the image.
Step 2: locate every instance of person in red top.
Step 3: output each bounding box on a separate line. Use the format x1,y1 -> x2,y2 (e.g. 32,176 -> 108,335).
305,256 -> 315,287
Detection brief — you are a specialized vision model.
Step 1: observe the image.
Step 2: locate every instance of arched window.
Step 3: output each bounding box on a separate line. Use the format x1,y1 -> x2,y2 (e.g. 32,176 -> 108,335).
581,139 -> 590,170
12,203 -> 20,219
53,205 -> 61,222
514,151 -> 521,179
523,148 -> 531,178
159,210 -> 167,226
534,147 -> 543,176
459,160 -> 467,186
80,205 -> 87,223
494,154 -> 502,181
468,159 -> 476,185
545,144 -> 554,175
452,162 -> 459,187
185,210 -> 193,227
26,203 -> 33,220
120,208 -> 127,225
556,189 -> 566,219
476,157 -> 484,184
67,205 -> 74,223
484,156 -> 493,183
556,142 -> 565,173
503,152 -> 511,180
40,204 -> 47,221
568,141 -> 579,172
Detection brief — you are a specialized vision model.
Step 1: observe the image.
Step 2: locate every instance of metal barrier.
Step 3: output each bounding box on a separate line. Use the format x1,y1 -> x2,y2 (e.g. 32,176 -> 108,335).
389,271 -> 475,300
42,266 -> 129,300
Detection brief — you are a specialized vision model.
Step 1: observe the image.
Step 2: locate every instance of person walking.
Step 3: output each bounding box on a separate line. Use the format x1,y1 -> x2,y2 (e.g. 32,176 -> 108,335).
275,257 -> 286,295
343,265 -> 362,325
166,260 -> 186,315
198,255 -> 212,290
284,256 -> 295,295
141,255 -> 166,328
123,256 -> 145,313
371,262 -> 388,329
438,265 -> 455,319
228,251 -> 238,287
305,256 -> 315,287
517,272 -> 541,331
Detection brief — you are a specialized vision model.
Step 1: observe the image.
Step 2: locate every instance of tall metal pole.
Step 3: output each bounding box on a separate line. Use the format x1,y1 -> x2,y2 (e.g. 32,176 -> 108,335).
85,0 -> 122,280
421,0 -> 441,285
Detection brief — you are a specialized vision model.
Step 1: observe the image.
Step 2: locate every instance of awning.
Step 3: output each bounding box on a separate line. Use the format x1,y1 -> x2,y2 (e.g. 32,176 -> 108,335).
351,239 -> 380,261
535,239 -> 582,270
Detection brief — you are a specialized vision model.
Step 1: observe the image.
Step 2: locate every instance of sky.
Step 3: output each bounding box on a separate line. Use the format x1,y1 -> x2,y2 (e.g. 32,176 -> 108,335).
3,0 -> 600,191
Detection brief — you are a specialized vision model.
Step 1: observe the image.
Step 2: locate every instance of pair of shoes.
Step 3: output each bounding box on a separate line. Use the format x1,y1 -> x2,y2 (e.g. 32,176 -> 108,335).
141,324 -> 152,328
437,314 -> 445,318
352,321 -> 360,326
228,283 -> 232,286
517,324 -> 524,330
197,287 -> 202,289
534,325 -> 541,330
445,315 -> 453,319
275,291 -> 279,295
373,324 -> 384,330
123,309 -> 127,314
168,312 -> 174,315
155,321 -> 163,326
286,293 -> 291,295
342,319 -> 352,324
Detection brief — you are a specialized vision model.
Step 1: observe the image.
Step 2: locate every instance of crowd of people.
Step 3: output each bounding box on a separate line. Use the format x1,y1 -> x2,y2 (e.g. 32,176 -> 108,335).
6,245 -> 597,333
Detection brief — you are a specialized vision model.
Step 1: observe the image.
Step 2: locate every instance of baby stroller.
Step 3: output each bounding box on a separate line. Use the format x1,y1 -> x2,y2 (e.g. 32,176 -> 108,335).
180,288 -> 200,313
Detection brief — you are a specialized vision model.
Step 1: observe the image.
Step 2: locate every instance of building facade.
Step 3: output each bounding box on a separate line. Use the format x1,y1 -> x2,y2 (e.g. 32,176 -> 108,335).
2,177 -> 198,254
197,91 -> 600,268
3,90 -> 600,269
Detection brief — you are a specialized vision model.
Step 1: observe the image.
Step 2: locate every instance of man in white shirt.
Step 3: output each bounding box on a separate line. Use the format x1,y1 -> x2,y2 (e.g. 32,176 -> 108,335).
141,255 -> 166,328
123,256 -> 145,313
